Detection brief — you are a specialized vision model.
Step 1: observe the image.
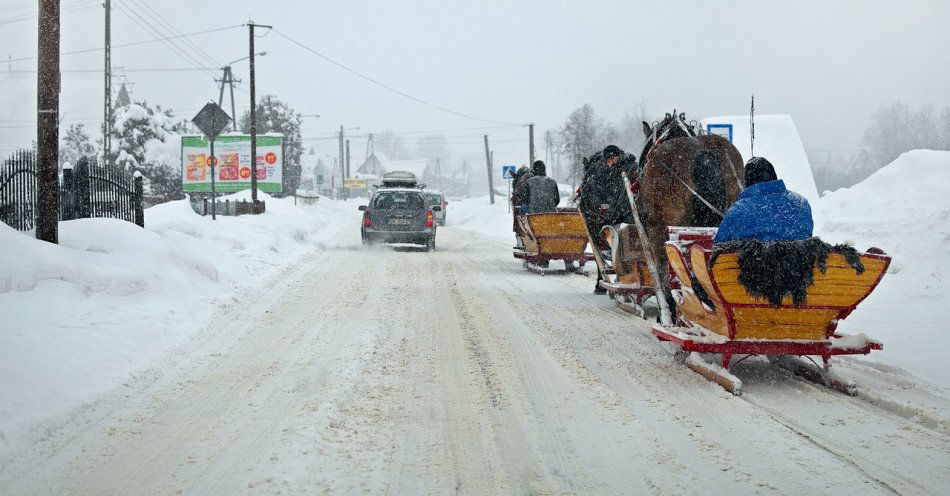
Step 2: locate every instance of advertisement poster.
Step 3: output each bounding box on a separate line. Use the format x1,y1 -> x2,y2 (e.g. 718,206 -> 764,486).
181,135 -> 283,193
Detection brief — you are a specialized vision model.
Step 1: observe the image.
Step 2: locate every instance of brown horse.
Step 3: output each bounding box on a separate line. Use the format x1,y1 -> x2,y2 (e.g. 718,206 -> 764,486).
636,111 -> 745,312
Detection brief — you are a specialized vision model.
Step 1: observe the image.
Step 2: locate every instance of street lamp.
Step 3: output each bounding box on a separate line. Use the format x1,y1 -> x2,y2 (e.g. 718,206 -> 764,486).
226,51 -> 267,67
218,51 -> 267,131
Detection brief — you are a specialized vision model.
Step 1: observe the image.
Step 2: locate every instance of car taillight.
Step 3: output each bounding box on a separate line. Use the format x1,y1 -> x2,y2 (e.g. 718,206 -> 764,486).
363,210 -> 372,227
426,209 -> 434,227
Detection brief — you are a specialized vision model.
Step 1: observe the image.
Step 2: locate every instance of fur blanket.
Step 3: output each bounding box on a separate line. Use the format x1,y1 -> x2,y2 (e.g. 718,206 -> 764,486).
710,238 -> 864,305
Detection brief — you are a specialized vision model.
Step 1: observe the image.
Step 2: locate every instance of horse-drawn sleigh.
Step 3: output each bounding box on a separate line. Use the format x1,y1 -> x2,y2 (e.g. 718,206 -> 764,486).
513,207 -> 594,275
577,111 -> 888,395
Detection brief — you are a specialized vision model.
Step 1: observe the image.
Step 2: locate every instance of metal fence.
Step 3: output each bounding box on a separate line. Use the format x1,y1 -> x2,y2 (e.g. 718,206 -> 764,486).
1,150 -> 144,231
0,149 -> 37,231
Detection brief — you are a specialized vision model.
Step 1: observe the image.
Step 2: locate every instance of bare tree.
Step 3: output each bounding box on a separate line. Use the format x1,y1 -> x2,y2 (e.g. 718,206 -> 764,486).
862,102 -> 949,167
559,104 -> 604,183
414,133 -> 449,164
616,101 -> 649,157
375,131 -> 408,159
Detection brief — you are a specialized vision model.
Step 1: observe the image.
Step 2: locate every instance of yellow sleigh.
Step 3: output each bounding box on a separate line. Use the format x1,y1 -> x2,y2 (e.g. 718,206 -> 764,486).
654,230 -> 890,394
513,208 -> 594,274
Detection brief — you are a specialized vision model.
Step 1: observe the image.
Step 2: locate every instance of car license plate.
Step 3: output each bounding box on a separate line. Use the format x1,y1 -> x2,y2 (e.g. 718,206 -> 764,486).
390,219 -> 411,225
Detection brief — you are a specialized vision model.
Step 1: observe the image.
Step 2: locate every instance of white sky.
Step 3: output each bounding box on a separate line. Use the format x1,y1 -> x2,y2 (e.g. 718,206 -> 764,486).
1,0 -> 948,169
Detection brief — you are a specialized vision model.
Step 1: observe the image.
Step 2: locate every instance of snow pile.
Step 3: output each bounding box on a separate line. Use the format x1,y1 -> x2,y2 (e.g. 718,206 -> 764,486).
451,185 -> 574,244
815,150 -> 950,385
450,196 -> 515,244
702,114 -> 819,203
0,192 -> 357,455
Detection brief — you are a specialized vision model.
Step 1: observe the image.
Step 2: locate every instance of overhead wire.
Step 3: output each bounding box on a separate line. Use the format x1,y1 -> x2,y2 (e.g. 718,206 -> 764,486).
0,0 -> 99,27
5,24 -> 243,64
272,28 -> 523,127
114,1 -> 218,81
125,0 -> 220,69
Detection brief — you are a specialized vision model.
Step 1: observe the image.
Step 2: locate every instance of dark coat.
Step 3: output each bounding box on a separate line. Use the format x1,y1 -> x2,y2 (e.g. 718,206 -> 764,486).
511,168 -> 533,207
580,154 -> 638,227
713,179 -> 813,244
525,175 -> 560,213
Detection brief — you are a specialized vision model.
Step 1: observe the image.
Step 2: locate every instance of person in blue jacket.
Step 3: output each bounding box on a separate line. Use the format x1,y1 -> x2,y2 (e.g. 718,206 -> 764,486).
713,157 -> 813,244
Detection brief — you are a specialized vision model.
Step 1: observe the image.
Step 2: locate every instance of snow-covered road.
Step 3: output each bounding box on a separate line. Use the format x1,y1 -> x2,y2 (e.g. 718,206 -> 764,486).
3,221 -> 949,495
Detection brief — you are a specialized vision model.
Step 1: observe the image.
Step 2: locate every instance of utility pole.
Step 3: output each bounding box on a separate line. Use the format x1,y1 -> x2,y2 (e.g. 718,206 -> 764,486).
484,135 -> 494,204
345,139 -> 351,178
435,157 -> 442,189
528,122 -> 535,167
103,0 -> 111,168
37,0 -> 60,243
216,67 -> 240,131
248,21 -> 271,203
338,125 -> 345,199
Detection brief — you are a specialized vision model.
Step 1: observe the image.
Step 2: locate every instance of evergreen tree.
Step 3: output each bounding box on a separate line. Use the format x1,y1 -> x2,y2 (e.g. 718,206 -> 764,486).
60,123 -> 96,168
109,100 -> 190,199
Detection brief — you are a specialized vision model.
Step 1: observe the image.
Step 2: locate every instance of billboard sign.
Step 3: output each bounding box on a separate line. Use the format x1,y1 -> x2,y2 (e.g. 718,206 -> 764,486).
344,178 -> 367,189
181,135 -> 283,193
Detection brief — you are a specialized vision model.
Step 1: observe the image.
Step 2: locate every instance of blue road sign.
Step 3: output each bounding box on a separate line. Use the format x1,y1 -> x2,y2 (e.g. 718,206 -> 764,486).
502,165 -> 516,179
706,123 -> 733,143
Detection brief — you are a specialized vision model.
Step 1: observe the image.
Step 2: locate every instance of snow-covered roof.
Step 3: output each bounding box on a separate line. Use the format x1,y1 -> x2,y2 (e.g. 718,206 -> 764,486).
386,159 -> 430,179
357,152 -> 429,178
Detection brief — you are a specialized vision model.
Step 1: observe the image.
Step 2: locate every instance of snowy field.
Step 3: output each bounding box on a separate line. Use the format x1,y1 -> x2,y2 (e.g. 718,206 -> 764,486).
1,151 -> 949,494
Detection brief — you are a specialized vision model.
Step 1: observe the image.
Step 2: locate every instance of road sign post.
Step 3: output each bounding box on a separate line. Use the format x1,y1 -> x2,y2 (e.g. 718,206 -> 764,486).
502,165 -> 516,213
209,141 -> 216,219
191,102 -> 232,220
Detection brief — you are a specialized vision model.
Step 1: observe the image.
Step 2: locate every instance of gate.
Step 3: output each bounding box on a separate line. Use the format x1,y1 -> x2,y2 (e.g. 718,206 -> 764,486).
0,150 -> 144,231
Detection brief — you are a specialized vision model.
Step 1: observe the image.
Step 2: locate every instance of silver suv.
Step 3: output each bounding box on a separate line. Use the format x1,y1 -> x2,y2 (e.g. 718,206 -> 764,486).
359,188 -> 439,250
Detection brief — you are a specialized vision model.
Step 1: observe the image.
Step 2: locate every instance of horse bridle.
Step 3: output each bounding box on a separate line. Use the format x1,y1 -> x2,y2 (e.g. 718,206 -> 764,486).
641,121 -> 727,219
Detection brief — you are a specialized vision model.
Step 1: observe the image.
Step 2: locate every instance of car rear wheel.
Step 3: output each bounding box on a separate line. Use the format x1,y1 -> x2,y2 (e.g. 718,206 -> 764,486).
425,237 -> 436,252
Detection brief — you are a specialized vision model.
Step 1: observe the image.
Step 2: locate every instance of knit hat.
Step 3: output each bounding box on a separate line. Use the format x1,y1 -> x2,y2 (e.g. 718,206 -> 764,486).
744,157 -> 777,186
531,160 -> 546,175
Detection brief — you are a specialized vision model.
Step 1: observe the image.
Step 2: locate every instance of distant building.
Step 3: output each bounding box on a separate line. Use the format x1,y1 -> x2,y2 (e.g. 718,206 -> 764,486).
356,152 -> 433,185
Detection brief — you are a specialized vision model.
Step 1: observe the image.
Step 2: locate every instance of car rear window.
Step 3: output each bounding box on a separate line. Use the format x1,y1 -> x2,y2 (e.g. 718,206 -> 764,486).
373,191 -> 425,210
425,193 -> 442,206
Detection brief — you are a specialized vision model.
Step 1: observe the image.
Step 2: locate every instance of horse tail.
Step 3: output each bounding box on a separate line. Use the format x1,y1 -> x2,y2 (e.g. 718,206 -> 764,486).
691,150 -> 726,226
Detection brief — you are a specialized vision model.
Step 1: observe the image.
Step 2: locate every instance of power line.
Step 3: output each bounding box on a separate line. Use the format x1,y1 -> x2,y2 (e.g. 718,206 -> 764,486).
0,0 -> 98,27
114,2 -> 218,81
272,28 -> 522,127
6,24 -> 242,64
125,0 -> 220,68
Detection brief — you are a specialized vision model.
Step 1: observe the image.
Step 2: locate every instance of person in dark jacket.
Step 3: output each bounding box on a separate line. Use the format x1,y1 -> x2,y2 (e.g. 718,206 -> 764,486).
524,160 -> 560,214
713,157 -> 813,244
511,165 -> 533,210
511,165 -> 533,239
580,145 -> 638,293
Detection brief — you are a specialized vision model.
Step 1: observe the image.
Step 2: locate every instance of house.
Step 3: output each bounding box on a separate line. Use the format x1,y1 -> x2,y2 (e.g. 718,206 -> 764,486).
356,152 -> 433,185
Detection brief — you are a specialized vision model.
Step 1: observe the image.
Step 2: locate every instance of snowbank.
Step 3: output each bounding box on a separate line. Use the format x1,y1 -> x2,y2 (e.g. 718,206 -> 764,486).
0,193 -> 357,455
815,149 -> 950,386
702,114 -> 819,203
451,184 -> 575,245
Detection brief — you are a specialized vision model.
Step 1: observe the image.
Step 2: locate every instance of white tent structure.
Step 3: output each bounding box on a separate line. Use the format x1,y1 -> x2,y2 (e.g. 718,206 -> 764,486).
701,114 -> 819,203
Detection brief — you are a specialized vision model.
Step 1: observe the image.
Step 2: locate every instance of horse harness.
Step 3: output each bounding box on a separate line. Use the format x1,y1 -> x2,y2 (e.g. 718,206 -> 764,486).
640,122 -> 730,219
